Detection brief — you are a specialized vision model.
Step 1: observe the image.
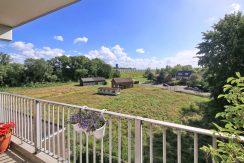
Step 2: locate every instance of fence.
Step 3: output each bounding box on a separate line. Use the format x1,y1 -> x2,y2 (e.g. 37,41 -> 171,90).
0,92 -> 242,163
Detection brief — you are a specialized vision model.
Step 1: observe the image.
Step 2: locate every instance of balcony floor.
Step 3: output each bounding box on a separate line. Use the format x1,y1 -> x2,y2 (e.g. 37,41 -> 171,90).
0,149 -> 26,163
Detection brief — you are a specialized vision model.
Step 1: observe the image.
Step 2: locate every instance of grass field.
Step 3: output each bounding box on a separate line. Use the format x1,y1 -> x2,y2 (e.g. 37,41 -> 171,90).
2,82 -> 215,162
3,82 -> 209,124
120,71 -> 149,83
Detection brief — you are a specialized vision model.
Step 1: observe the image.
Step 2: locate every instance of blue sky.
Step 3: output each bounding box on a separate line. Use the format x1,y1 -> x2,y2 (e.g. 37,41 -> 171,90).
0,0 -> 243,69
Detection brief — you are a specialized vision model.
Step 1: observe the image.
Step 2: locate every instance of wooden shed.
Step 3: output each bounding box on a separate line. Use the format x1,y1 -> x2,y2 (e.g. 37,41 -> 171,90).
111,78 -> 134,89
80,77 -> 105,86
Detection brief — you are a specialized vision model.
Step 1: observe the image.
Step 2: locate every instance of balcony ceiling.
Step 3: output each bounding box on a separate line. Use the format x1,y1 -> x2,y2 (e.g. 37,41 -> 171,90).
0,0 -> 79,28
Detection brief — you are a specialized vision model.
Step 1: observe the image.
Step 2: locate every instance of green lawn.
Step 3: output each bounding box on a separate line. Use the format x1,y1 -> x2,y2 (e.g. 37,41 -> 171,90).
2,82 -> 215,162
120,71 -> 149,83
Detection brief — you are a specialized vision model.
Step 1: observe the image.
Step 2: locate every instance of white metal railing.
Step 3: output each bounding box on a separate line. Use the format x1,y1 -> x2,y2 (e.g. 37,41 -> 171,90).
0,92 -> 243,163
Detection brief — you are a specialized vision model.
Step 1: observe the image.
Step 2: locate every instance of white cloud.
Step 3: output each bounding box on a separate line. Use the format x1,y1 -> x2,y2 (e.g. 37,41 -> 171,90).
10,41 -> 65,62
136,48 -> 145,54
85,45 -> 198,69
9,42 -> 199,69
53,35 -> 64,41
73,37 -> 88,44
229,3 -> 241,13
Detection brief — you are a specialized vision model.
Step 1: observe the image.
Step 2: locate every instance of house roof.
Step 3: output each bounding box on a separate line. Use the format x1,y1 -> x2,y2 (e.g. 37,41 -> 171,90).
112,78 -> 133,83
81,77 -> 105,82
176,71 -> 192,77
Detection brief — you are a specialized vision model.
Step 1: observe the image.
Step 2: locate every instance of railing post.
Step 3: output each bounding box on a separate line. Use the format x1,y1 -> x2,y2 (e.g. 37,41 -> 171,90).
33,100 -> 41,153
135,119 -> 142,163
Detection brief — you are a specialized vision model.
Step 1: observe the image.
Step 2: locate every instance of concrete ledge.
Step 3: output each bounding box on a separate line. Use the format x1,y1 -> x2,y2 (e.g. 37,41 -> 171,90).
10,136 -> 58,163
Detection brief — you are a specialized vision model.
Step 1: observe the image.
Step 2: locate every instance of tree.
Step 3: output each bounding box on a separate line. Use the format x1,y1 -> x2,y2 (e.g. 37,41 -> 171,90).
0,52 -> 11,65
201,72 -> 244,162
49,56 -> 70,81
24,58 -> 53,83
144,68 -> 152,78
147,72 -> 155,81
112,69 -> 121,78
75,69 -> 88,79
0,65 -> 7,85
156,68 -> 167,83
187,73 -> 202,86
171,64 -> 182,77
98,63 -> 112,78
5,64 -> 25,86
197,12 -> 244,102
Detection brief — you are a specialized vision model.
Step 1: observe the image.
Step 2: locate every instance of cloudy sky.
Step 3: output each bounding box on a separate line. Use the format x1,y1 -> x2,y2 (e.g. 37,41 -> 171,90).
0,0 -> 243,69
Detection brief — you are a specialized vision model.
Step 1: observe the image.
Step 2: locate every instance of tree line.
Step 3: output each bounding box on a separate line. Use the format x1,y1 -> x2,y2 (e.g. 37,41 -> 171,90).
143,65 -> 206,87
0,53 -> 120,87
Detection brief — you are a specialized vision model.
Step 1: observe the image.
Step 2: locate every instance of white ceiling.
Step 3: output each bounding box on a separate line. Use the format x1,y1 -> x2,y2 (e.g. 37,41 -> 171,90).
0,0 -> 79,28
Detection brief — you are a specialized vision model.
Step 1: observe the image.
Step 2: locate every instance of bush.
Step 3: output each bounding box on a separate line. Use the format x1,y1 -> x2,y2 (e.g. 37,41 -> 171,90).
201,72 -> 244,162
134,80 -> 139,84
103,81 -> 108,85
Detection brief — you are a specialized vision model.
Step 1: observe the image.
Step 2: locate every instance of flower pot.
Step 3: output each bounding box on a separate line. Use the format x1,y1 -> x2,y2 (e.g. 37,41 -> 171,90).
92,123 -> 106,140
73,123 -> 106,140
0,132 -> 12,153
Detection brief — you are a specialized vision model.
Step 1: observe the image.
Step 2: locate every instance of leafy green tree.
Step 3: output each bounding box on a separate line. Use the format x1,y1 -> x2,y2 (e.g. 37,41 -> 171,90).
157,68 -> 167,83
171,64 -> 182,77
75,69 -> 88,79
49,56 -> 70,81
147,72 -> 155,81
197,12 -> 244,102
0,52 -> 11,65
0,65 -> 7,85
24,58 -> 53,83
98,63 -> 112,78
112,69 -> 121,78
155,68 -> 160,74
5,64 -> 25,86
201,72 -> 244,162
144,68 -> 152,78
187,73 -> 202,86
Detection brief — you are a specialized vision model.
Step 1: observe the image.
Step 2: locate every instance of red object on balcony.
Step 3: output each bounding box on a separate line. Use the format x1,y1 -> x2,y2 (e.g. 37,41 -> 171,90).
0,122 -> 15,153
0,132 -> 12,153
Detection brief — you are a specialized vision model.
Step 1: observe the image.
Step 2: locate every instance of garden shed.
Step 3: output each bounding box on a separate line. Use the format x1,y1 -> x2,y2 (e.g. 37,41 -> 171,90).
80,77 -> 105,86
111,78 -> 134,89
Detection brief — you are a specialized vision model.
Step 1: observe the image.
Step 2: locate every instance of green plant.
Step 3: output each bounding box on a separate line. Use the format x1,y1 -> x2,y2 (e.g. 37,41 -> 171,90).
68,109 -> 106,133
201,72 -> 244,162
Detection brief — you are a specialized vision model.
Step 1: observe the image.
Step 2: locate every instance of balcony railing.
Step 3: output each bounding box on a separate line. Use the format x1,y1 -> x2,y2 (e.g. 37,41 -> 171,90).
0,92 -> 243,163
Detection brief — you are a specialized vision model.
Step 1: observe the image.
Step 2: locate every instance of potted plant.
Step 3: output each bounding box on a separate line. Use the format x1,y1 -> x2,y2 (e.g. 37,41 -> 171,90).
68,108 -> 107,139
0,122 -> 16,153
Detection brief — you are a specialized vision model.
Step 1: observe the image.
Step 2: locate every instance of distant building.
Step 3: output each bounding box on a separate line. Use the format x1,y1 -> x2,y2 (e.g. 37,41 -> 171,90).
115,64 -> 119,68
176,71 -> 192,80
111,78 -> 134,89
115,68 -> 144,73
98,87 -> 120,96
80,77 -> 105,86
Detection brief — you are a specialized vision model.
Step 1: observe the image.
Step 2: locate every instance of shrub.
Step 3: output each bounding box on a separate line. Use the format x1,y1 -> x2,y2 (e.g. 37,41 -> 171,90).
201,72 -> 244,162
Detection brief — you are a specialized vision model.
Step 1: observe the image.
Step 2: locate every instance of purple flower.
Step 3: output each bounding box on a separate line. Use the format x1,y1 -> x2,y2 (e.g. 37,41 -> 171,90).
68,109 -> 106,132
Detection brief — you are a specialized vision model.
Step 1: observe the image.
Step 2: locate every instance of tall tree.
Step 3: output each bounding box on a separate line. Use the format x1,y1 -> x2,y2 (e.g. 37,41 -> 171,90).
197,12 -> 244,102
24,58 -> 53,83
0,52 -> 11,65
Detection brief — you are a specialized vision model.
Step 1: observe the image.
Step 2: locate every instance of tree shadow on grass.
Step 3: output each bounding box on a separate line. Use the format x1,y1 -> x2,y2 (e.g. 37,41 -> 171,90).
180,100 -> 223,129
